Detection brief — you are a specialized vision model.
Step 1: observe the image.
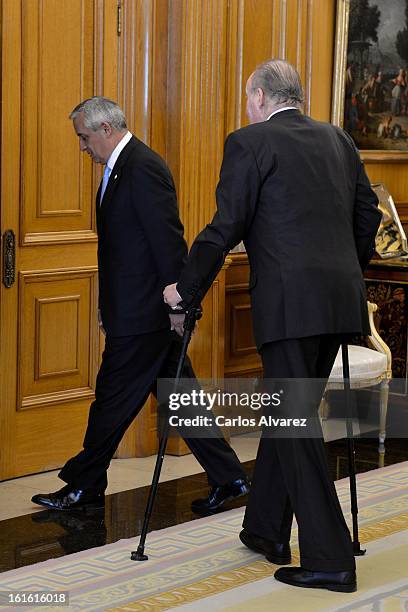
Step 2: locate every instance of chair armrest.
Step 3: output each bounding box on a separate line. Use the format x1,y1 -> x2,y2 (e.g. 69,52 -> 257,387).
366,301 -> 392,377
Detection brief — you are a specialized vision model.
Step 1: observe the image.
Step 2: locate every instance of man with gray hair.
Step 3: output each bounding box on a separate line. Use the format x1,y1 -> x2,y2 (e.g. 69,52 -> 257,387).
31,96 -> 249,514
164,60 -> 381,591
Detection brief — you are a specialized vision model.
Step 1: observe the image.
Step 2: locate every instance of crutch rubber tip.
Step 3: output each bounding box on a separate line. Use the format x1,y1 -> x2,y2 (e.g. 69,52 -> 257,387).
130,548 -> 148,561
353,544 -> 366,556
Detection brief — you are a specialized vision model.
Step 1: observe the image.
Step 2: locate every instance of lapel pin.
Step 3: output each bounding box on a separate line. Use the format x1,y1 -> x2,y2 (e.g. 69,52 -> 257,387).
114,174 -> 118,180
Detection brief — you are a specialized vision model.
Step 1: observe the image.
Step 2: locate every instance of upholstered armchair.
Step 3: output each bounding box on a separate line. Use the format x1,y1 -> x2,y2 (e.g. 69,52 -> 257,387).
322,302 -> 392,467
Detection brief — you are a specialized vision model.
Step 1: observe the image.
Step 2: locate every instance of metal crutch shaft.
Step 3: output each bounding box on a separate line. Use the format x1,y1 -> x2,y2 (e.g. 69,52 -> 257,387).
341,342 -> 366,556
131,306 -> 202,561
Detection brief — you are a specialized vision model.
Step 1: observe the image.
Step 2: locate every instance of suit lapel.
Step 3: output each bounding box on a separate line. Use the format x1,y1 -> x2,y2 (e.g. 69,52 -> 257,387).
100,168 -> 121,208
96,136 -> 139,231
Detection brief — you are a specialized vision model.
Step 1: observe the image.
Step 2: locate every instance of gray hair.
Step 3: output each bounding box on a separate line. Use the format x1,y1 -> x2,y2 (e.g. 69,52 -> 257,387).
251,59 -> 304,108
69,96 -> 127,131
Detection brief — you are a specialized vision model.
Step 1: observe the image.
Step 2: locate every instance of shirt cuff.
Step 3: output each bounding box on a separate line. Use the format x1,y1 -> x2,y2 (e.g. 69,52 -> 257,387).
169,287 -> 184,310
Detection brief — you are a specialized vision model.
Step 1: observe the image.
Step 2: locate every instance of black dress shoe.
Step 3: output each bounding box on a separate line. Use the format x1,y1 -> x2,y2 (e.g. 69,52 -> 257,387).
239,529 -> 291,564
191,477 -> 250,514
274,566 -> 357,592
31,485 -> 105,512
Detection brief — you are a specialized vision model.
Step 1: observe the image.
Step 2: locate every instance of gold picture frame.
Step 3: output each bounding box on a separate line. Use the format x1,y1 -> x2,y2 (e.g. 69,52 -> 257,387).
332,0 -> 408,163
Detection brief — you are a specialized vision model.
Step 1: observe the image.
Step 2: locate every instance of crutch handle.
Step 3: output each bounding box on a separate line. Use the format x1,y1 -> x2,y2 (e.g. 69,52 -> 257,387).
184,305 -> 202,331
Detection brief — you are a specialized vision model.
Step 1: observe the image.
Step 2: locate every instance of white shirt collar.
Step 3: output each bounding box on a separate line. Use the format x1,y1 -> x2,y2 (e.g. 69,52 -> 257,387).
106,130 -> 132,171
266,107 -> 298,120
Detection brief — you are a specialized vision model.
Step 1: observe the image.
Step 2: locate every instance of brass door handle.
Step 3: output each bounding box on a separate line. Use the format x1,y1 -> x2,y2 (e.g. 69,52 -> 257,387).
2,229 -> 16,288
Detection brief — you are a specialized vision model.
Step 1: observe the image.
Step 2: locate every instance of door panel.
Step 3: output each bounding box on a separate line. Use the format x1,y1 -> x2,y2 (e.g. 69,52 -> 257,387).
21,0 -> 95,244
18,269 -> 97,409
0,0 -> 119,480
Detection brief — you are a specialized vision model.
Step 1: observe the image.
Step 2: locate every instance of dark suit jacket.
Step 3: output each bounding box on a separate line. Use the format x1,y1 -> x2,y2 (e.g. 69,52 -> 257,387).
96,135 -> 186,336
177,110 -> 382,349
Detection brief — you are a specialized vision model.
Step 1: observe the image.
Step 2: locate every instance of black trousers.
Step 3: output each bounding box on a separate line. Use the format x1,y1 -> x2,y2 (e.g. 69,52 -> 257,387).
243,334 -> 356,572
59,329 -> 245,491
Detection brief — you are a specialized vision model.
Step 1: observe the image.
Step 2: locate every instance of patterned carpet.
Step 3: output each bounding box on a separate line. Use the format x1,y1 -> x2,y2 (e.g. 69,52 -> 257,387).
1,462 -> 407,611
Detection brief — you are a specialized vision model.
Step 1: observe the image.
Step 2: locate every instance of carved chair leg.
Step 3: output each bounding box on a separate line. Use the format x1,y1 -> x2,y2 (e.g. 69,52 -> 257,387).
378,378 -> 389,468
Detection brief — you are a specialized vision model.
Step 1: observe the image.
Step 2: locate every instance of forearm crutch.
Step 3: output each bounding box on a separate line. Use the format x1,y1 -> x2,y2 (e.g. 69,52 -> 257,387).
131,305 -> 202,561
341,343 -> 366,556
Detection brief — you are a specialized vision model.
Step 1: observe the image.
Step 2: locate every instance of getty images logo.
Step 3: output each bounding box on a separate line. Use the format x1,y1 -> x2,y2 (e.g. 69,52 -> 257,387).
168,389 -> 283,411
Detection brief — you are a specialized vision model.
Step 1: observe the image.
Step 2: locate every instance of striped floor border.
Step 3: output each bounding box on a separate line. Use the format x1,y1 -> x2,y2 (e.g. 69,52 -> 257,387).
108,512 -> 408,610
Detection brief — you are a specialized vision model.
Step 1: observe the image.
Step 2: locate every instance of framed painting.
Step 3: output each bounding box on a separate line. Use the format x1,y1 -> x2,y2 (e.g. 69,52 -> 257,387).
332,0 -> 408,161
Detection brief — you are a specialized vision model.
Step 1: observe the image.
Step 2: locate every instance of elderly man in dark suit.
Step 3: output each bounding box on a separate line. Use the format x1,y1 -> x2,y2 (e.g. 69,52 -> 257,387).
31,97 -> 249,514
164,59 -> 382,592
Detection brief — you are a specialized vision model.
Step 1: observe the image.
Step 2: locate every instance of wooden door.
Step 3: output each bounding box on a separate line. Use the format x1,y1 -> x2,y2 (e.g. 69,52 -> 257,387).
0,0 -> 119,480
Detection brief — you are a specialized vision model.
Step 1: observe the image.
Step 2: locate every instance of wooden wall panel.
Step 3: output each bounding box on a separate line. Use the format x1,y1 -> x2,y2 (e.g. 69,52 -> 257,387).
295,0 -> 311,103
37,297 -> 80,376
167,0 -> 228,244
231,304 -> 256,355
310,0 -> 335,121
18,269 -> 98,410
225,255 -> 262,377
118,0 -> 154,143
150,0 -> 169,159
14,397 -> 91,475
225,0 -> 244,134
240,1 -> 275,128
225,0 -> 318,131
21,0 -> 96,245
285,0 -> 299,66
